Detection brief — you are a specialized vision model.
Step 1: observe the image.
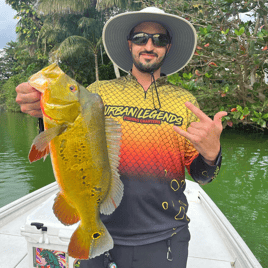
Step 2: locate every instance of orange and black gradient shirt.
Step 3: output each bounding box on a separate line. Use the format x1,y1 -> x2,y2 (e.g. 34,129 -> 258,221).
87,74 -> 222,246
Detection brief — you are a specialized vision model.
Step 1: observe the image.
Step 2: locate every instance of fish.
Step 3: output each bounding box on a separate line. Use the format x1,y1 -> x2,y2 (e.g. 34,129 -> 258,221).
28,63 -> 123,259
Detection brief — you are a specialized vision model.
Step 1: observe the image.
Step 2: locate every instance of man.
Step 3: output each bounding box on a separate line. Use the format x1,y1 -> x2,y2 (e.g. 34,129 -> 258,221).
16,7 -> 227,268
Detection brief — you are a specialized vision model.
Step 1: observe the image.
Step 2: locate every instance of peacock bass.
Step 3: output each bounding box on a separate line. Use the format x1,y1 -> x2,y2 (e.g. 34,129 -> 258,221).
28,63 -> 123,259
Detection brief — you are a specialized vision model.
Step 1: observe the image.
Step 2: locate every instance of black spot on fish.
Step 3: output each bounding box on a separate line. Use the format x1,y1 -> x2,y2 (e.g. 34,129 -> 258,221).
82,176 -> 86,180
93,232 -> 100,239
94,187 -> 101,192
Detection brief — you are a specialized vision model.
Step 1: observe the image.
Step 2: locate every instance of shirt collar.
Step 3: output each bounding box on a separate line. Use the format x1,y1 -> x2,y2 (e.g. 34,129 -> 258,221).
126,71 -> 168,87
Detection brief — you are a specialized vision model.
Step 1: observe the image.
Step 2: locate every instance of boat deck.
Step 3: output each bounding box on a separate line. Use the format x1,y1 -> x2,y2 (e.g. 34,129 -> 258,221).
0,180 -> 262,268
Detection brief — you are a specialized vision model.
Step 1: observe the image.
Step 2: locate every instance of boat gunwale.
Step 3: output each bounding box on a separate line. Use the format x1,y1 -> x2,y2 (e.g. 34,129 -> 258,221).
0,182 -> 58,228
198,188 -> 262,268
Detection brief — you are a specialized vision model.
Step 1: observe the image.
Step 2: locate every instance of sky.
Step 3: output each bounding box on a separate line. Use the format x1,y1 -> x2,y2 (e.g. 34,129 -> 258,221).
0,0 -> 17,50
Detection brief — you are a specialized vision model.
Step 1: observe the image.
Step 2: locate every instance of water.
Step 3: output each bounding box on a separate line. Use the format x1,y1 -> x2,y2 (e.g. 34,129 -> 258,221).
0,112 -> 54,207
0,111 -> 267,266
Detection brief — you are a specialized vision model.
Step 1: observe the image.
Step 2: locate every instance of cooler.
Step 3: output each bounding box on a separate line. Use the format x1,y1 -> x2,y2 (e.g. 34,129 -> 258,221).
21,193 -> 79,268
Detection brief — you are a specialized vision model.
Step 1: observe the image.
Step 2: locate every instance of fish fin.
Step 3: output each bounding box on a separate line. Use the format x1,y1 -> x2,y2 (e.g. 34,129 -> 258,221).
68,221 -> 113,259
100,118 -> 123,215
53,191 -> 80,225
28,145 -> 50,163
28,124 -> 66,163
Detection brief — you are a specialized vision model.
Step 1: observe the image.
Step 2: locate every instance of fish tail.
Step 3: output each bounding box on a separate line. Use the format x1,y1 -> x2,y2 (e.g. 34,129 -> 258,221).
68,221 -> 113,259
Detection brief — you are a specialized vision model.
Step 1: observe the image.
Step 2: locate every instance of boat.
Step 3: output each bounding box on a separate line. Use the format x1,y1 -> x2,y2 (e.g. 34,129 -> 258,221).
0,179 -> 262,268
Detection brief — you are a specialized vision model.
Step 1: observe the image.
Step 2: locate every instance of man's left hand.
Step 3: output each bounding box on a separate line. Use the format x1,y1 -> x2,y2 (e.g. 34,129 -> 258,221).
173,102 -> 227,165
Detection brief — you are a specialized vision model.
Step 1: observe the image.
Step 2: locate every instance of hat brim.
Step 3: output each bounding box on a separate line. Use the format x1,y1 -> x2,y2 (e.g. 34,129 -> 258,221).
102,10 -> 197,76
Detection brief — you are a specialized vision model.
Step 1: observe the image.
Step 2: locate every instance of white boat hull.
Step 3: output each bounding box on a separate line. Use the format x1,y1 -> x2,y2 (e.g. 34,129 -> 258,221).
0,180 -> 262,268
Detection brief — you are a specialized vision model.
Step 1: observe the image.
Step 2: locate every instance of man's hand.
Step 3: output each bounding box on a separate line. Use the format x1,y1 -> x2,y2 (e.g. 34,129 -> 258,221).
16,82 -> 42,118
174,102 -> 227,165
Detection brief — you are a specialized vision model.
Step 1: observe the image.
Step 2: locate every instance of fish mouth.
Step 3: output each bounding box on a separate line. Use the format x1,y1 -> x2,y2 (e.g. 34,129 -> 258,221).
28,76 -> 49,94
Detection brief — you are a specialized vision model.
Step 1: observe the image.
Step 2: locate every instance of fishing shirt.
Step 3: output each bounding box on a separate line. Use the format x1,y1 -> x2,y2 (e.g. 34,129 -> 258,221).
86,73 -> 222,246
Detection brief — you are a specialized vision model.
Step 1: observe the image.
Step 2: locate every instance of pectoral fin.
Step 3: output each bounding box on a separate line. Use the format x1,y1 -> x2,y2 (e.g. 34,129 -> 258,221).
29,124 -> 67,163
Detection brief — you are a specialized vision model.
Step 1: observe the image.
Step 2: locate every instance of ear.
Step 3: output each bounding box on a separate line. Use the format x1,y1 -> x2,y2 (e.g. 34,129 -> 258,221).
166,43 -> 172,53
128,40 -> 132,51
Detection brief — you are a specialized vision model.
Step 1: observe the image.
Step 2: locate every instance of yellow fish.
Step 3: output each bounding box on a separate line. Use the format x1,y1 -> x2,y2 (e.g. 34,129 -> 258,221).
28,63 -> 123,259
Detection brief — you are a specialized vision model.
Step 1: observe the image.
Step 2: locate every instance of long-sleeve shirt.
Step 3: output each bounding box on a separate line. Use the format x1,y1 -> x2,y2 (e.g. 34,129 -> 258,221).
86,73 -> 222,246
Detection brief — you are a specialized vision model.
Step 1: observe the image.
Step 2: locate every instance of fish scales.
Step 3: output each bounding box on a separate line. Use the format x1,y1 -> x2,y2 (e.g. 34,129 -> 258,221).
28,63 -> 123,260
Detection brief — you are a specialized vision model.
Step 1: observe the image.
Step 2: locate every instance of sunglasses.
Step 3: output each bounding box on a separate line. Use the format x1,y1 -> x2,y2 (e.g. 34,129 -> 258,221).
127,32 -> 171,47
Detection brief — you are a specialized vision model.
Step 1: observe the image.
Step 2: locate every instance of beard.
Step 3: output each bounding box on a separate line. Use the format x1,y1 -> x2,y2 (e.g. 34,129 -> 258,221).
132,51 -> 166,74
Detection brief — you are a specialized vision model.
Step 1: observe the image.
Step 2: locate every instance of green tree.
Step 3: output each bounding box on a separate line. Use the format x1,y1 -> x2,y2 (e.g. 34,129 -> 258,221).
2,73 -> 29,112
0,42 -> 19,81
5,0 -> 48,75
36,0 -> 140,13
51,16 -> 103,81
140,0 -> 268,130
37,11 -> 104,83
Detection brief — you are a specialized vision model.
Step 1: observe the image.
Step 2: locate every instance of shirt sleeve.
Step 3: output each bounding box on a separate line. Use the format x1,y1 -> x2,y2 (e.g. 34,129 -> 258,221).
86,81 -> 100,94
190,147 -> 222,185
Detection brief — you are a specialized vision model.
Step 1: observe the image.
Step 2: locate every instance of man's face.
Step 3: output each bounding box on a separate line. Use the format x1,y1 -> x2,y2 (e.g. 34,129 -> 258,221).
128,22 -> 171,74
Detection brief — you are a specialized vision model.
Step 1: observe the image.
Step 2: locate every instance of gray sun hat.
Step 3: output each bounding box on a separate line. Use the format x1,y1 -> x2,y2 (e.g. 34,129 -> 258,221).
102,7 -> 197,76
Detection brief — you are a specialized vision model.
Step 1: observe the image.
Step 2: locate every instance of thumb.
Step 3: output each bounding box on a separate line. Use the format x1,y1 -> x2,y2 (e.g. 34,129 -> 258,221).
214,111 -> 228,125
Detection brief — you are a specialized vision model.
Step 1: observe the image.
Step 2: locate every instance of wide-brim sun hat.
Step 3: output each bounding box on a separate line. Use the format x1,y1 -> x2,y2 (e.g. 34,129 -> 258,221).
102,7 -> 197,76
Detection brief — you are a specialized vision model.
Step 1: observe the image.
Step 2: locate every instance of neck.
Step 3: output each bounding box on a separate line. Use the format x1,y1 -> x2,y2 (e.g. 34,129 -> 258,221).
131,65 -> 161,91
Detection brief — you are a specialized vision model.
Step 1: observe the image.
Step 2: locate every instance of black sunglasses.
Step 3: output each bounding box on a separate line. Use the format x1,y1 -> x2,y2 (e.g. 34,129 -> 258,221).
127,32 -> 171,47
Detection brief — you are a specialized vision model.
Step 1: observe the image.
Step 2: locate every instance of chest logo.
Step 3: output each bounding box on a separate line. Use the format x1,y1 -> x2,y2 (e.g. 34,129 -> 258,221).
105,105 -> 183,126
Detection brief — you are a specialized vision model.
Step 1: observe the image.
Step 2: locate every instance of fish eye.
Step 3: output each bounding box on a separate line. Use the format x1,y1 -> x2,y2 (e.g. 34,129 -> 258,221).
69,85 -> 77,92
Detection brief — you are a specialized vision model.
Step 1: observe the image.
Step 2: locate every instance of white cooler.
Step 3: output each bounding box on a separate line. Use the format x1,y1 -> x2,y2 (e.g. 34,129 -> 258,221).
21,194 -> 79,268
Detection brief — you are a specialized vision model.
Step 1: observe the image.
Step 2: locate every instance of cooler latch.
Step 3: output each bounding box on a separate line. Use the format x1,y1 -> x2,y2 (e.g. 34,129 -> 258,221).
31,222 -> 44,230
31,222 -> 49,244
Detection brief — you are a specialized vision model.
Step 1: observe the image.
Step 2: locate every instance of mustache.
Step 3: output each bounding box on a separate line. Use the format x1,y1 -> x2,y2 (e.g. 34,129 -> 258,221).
139,51 -> 158,57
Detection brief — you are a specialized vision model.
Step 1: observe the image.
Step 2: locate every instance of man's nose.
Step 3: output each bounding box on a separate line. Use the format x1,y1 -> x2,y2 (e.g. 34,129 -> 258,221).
144,37 -> 155,50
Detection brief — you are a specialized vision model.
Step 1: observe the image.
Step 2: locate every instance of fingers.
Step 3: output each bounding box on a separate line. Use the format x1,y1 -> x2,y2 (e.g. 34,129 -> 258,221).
16,82 -> 42,117
16,90 -> 41,105
185,101 -> 210,122
28,108 -> 43,118
173,125 -> 193,141
16,82 -> 37,94
214,111 -> 228,125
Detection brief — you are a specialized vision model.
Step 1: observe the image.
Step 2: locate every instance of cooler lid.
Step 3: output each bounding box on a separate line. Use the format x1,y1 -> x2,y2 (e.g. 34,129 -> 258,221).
22,193 -> 79,238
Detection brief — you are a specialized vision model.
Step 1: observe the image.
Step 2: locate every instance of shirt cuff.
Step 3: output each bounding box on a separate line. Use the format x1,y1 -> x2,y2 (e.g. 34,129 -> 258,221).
189,147 -> 222,185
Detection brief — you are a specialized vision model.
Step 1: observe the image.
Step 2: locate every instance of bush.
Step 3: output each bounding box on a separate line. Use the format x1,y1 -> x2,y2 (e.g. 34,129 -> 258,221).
2,73 -> 29,112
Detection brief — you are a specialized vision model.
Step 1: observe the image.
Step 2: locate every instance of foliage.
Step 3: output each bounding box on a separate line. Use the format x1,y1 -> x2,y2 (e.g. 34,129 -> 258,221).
0,41 -> 47,111
35,0 -> 141,13
0,41 -> 20,80
1,73 -> 29,112
47,12 -> 104,81
139,0 -> 268,130
7,0 -> 43,57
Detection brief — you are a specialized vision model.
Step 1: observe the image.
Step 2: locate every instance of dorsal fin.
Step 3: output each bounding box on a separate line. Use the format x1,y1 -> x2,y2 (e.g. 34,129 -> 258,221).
100,118 -> 123,215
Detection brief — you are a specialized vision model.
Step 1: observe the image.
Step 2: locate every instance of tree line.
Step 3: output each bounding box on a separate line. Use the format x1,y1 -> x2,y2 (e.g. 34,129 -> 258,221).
0,0 -> 267,131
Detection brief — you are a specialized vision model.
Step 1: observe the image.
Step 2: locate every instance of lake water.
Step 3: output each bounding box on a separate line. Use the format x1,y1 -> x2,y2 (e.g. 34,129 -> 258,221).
0,111 -> 267,266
